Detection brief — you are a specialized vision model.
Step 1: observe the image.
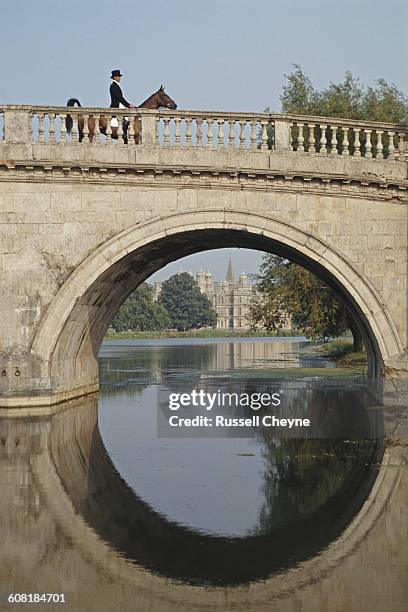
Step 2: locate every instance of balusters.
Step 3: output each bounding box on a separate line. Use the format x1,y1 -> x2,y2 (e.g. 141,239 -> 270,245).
388,131 -> 395,159
71,113 -> 79,144
185,117 -> 192,147
82,114 -> 90,144
239,120 -> 246,149
174,116 -> 181,146
330,125 -> 338,155
341,127 -> 349,156
397,132 -> 406,160
250,120 -> 257,150
319,124 -> 327,153
290,123 -> 295,150
48,113 -> 56,143
376,130 -> 383,159
116,115 -> 123,143
196,117 -> 203,147
163,116 -> 170,146
353,128 -> 361,157
37,113 -> 45,143
17,109 -> 408,161
364,129 -> 372,158
105,115 -> 112,145
92,114 -> 100,144
229,119 -> 235,148
127,114 -> 135,144
59,113 -> 68,144
217,119 -> 224,149
297,122 -> 304,152
308,123 -> 316,153
59,113 -> 67,144
207,118 -> 214,148
260,120 -> 268,151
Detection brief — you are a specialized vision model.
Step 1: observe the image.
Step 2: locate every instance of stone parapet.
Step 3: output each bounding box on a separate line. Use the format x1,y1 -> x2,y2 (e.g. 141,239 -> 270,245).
0,104 -> 407,406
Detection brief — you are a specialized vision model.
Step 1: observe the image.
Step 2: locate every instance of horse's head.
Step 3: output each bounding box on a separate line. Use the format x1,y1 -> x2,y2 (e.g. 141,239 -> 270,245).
156,85 -> 177,110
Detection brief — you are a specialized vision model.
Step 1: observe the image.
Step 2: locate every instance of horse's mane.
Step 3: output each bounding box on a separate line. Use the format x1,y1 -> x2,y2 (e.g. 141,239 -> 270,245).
138,89 -> 161,108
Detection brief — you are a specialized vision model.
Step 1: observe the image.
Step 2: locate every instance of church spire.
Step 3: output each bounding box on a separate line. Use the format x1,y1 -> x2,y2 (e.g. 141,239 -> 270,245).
225,256 -> 235,283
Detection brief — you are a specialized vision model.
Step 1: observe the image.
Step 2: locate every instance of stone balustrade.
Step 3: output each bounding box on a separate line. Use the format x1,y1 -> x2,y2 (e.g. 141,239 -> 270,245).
0,105 -> 407,159
154,111 -> 408,159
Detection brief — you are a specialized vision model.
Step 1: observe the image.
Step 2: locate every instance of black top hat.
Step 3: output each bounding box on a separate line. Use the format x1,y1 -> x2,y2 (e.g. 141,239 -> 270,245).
111,69 -> 123,78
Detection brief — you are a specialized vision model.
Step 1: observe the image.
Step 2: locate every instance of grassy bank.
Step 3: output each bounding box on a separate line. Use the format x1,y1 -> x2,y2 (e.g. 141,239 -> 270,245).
213,365 -> 366,378
312,338 -> 368,366
105,329 -> 299,340
104,331 -> 368,367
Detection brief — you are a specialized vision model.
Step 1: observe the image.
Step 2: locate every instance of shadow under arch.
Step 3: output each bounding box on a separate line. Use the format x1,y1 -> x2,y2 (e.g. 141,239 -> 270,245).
48,397 -> 384,587
32,209 -> 403,400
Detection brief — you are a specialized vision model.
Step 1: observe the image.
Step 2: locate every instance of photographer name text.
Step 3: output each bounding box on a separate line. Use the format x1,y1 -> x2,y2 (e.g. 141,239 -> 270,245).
165,390 -> 310,429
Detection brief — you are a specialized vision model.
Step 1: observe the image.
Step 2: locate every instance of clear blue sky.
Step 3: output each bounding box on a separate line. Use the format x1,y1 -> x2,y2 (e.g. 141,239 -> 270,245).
2,0 -> 407,111
2,0 -> 406,279
149,249 -> 264,283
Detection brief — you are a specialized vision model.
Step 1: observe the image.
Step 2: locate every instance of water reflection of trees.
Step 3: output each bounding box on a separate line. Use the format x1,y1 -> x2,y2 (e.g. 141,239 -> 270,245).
100,344 -> 215,398
253,384 -> 382,535
99,340 -> 311,399
257,438 -> 379,533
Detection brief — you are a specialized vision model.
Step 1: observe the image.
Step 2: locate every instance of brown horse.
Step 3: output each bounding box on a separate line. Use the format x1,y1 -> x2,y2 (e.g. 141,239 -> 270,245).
66,86 -> 177,143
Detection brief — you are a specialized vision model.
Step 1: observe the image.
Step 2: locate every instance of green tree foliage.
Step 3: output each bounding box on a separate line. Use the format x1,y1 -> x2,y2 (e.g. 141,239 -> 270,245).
112,282 -> 170,332
280,65 -> 317,115
280,64 -> 408,122
250,255 -> 363,350
158,272 -> 217,331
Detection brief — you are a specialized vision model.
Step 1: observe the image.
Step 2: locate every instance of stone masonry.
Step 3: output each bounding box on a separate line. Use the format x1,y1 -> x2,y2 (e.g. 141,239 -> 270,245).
0,105 -> 407,406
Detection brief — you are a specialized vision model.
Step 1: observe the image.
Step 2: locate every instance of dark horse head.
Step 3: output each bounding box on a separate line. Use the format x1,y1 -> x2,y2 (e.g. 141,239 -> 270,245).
140,85 -> 177,110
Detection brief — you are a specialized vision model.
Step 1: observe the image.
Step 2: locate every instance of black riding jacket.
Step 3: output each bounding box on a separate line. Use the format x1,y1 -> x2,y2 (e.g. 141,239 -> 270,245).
109,81 -> 131,108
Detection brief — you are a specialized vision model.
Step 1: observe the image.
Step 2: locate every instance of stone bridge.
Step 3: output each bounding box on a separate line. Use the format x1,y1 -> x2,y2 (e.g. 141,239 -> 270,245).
0,105 -> 407,406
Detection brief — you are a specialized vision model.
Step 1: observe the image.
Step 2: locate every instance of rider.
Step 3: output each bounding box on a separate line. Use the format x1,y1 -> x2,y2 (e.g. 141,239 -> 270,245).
109,69 -> 135,142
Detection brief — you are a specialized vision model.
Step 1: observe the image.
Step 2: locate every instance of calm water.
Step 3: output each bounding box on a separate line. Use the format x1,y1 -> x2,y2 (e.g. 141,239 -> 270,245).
0,337 -> 407,611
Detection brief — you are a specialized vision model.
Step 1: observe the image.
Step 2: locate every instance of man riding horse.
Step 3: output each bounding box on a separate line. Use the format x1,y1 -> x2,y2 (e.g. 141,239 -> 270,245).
109,69 -> 135,143
66,74 -> 177,143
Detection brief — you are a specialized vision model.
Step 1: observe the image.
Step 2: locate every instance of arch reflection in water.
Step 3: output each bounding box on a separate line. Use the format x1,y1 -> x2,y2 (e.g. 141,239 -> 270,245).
31,383 -> 381,586
0,392 -> 387,593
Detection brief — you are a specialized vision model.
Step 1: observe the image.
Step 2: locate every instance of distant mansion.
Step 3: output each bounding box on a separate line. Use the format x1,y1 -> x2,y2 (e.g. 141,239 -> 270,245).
153,259 -> 289,331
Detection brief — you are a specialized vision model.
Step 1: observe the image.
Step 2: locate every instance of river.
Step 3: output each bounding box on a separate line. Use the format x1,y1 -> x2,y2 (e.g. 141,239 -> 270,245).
0,337 -> 407,611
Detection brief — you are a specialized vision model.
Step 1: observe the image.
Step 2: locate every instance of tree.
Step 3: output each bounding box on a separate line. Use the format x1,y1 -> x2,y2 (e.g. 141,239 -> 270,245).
250,255 -> 363,351
280,64 -> 318,115
112,282 -> 170,332
279,64 -> 408,123
158,273 -> 217,331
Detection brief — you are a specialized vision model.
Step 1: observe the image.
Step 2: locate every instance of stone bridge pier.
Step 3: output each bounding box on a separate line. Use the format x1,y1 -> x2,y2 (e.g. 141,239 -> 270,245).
0,105 -> 407,407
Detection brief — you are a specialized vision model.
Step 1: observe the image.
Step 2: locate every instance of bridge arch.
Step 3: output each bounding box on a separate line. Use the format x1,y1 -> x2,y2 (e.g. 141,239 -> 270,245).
32,208 -> 402,400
